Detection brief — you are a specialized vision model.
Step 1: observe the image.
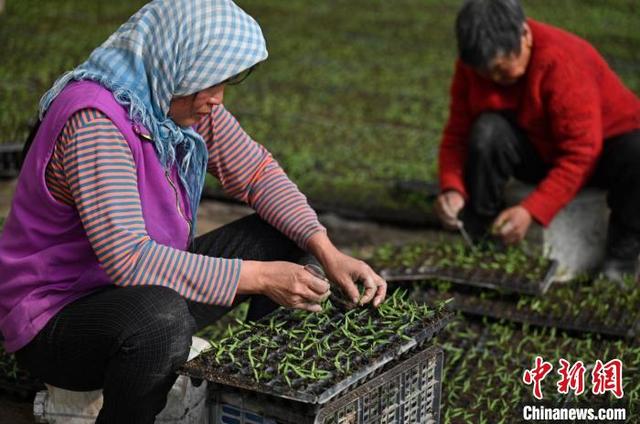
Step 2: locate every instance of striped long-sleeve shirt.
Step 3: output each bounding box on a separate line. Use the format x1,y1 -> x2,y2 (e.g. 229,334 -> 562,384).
45,106 -> 325,306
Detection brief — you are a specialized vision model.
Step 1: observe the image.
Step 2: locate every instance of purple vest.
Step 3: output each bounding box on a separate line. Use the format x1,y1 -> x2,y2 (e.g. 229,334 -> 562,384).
0,81 -> 192,352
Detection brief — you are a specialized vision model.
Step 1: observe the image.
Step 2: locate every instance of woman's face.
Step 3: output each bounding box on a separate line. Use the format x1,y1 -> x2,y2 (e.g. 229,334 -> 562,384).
168,84 -> 225,127
476,23 -> 533,86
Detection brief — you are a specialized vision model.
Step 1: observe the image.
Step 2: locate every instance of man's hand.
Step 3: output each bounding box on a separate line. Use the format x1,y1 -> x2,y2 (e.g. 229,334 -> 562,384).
492,206 -> 532,245
435,190 -> 465,229
306,232 -> 387,307
238,261 -> 331,312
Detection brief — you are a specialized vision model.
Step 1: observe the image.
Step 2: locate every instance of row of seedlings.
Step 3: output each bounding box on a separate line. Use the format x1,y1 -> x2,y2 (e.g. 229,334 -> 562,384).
437,318 -> 639,424
414,276 -> 640,339
370,240 -> 557,295
182,290 -> 453,421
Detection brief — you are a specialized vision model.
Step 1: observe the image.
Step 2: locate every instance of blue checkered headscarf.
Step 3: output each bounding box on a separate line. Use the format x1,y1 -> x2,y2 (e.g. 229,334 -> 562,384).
39,0 -> 268,237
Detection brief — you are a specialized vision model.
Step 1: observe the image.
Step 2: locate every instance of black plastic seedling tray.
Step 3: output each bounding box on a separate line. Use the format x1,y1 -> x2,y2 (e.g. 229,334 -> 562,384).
0,143 -> 22,178
417,288 -> 638,339
180,305 -> 452,406
0,374 -> 45,399
379,258 -> 558,296
209,345 -> 444,424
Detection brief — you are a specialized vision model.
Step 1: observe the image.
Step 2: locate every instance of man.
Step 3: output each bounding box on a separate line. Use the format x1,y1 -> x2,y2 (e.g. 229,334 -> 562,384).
435,0 -> 640,279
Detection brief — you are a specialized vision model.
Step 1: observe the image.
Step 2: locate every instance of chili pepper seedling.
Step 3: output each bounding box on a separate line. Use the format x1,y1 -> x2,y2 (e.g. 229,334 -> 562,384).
369,240 -> 556,295
417,274 -> 640,338
181,290 -> 451,401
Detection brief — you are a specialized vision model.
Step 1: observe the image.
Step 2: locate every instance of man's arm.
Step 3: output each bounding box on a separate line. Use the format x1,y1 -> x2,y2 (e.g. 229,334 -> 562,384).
436,61 -> 473,227
438,60 -> 473,198
520,59 -> 603,226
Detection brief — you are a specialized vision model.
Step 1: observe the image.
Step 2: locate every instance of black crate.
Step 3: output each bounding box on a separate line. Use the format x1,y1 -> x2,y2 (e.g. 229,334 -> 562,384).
209,345 -> 443,424
0,143 -> 23,178
380,259 -> 558,296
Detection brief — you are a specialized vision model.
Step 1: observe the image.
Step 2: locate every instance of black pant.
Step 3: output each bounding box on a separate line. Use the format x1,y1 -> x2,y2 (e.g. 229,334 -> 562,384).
463,112 -> 640,259
16,214 -> 312,424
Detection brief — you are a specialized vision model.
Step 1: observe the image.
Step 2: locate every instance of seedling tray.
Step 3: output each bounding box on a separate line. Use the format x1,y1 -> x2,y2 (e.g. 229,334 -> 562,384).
413,282 -> 639,339
0,373 -> 44,398
381,261 -> 558,295
210,345 -> 444,424
180,292 -> 451,406
0,346 -> 44,397
451,293 -> 633,338
372,242 -> 558,295
0,143 -> 22,178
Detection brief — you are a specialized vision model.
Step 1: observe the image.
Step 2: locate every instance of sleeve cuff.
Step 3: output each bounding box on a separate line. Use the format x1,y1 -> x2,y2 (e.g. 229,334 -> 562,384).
520,194 -> 558,227
440,183 -> 468,200
439,171 -> 468,199
299,226 -> 328,251
216,258 -> 242,307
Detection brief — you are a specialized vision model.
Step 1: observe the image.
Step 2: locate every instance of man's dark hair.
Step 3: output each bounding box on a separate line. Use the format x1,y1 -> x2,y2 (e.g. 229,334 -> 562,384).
455,0 -> 526,70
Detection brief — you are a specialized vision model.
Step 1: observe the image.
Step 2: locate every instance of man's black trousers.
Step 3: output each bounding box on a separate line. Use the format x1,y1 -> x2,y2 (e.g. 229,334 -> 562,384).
461,112 -> 640,259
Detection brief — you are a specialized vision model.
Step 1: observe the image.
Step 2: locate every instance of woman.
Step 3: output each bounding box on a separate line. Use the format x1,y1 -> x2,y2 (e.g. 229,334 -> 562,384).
0,1 -> 386,422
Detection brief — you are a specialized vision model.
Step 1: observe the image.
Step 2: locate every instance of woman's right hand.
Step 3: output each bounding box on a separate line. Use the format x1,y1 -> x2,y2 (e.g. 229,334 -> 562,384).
237,261 -> 331,312
435,190 -> 465,230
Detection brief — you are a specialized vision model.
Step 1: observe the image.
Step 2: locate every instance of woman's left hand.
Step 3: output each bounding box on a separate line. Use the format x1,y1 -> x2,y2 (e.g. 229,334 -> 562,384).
492,205 -> 532,245
306,232 -> 387,307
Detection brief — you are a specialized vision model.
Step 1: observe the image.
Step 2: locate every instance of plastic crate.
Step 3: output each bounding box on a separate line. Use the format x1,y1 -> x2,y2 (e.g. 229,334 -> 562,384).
209,345 -> 443,424
0,143 -> 22,178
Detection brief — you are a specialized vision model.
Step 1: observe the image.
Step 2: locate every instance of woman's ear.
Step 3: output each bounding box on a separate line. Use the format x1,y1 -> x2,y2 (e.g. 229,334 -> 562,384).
522,22 -> 532,48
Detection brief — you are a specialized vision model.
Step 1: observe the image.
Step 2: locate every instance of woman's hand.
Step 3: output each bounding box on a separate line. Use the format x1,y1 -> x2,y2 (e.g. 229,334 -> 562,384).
435,190 -> 465,230
237,261 -> 330,312
492,205 -> 532,244
306,232 -> 387,307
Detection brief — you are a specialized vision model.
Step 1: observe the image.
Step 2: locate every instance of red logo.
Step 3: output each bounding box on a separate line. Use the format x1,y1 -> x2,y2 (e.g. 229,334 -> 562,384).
523,356 -> 554,400
557,358 -> 586,396
523,357 -> 624,400
592,359 -> 624,398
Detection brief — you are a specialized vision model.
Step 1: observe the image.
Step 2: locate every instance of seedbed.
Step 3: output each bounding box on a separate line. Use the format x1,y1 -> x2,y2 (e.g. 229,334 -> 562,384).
0,143 -> 22,178
412,277 -> 640,339
370,241 -> 557,295
437,318 -> 640,424
180,290 -> 452,406
0,346 -> 43,398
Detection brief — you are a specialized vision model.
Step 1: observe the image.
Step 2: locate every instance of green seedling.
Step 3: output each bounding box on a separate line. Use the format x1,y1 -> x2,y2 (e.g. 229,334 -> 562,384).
193,290 -> 449,390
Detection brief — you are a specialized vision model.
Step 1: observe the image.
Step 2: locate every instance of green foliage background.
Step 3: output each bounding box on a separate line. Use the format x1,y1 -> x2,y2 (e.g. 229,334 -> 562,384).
0,3 -> 638,418
1,0 -> 638,214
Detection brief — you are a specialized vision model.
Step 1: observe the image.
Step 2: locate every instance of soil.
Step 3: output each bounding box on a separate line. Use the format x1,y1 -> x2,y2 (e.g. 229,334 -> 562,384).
0,393 -> 34,424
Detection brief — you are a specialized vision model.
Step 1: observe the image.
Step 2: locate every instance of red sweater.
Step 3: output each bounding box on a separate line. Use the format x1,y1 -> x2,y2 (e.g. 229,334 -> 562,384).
438,19 -> 640,226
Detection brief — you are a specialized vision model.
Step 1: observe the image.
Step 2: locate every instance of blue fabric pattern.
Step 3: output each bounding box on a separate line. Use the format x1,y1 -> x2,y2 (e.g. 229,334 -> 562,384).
39,0 -> 268,237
